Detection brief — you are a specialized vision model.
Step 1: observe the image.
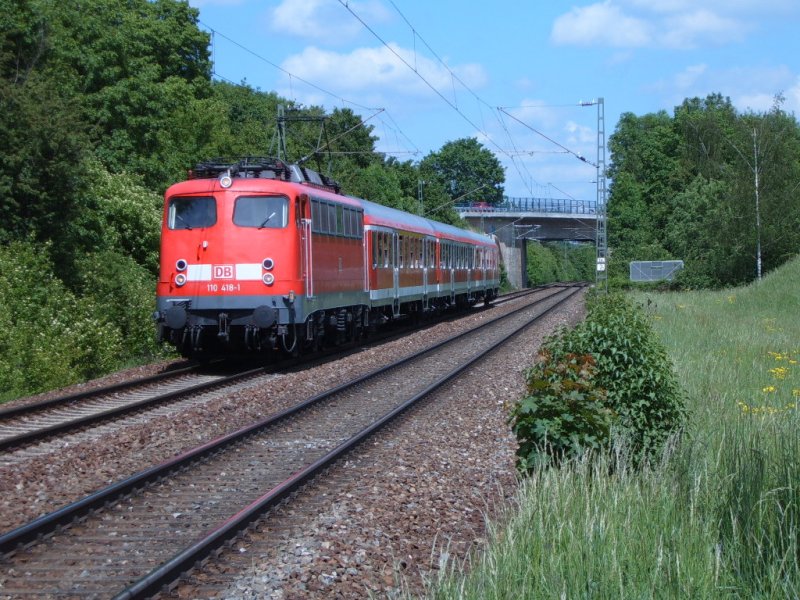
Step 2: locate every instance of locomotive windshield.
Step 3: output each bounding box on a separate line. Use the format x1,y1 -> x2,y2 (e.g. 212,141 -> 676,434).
168,196 -> 216,230
233,195 -> 288,229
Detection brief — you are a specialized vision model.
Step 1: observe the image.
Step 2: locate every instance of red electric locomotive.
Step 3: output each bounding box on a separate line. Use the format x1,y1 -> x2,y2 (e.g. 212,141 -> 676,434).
154,157 -> 500,358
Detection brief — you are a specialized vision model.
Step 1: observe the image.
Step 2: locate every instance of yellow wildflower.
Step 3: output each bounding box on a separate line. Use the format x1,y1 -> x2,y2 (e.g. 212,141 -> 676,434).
762,386 -> 777,393
768,367 -> 789,380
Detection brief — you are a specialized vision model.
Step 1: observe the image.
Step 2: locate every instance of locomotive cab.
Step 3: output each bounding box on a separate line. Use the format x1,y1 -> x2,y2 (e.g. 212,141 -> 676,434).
154,158 -> 321,357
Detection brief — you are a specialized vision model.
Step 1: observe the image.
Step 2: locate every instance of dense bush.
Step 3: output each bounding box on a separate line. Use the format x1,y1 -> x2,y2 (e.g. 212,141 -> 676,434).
511,292 -> 686,470
73,250 -> 161,361
0,241 -> 122,399
511,352 -> 614,469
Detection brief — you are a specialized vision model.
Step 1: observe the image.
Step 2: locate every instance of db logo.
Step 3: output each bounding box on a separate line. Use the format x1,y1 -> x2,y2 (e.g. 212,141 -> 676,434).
213,265 -> 234,279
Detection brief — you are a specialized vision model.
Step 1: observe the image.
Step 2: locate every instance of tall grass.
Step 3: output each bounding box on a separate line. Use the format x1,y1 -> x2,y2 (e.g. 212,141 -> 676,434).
426,257 -> 800,599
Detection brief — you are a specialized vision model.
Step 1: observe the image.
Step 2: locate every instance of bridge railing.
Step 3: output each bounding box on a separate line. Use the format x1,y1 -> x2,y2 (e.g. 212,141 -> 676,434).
455,197 -> 596,215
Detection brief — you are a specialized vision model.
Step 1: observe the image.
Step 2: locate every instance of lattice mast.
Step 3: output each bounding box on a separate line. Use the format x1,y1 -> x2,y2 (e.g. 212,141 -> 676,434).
595,97 -> 608,291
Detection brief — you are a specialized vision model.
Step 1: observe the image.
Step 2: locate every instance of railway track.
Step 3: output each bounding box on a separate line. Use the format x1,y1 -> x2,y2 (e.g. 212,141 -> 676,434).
0,364 -> 263,453
0,286 -> 553,454
0,284 -> 582,599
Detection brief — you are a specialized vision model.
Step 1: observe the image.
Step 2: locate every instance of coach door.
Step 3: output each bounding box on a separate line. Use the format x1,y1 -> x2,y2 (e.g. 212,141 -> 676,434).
392,232 -> 400,316
422,238 -> 430,311
449,243 -> 456,303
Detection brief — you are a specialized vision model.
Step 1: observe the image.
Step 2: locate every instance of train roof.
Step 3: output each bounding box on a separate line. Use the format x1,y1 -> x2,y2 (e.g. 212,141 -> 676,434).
170,156 -> 496,246
358,197 -> 495,246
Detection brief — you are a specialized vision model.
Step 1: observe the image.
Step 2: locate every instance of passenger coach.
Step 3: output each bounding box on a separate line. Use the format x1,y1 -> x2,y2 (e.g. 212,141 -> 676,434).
154,157 -> 500,358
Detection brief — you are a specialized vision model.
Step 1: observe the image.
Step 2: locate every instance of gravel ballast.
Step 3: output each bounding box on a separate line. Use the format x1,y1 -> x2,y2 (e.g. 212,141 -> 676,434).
0,289 -> 586,598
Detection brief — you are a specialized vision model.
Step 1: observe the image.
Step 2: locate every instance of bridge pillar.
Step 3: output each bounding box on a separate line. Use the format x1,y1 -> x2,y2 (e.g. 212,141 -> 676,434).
498,234 -> 527,289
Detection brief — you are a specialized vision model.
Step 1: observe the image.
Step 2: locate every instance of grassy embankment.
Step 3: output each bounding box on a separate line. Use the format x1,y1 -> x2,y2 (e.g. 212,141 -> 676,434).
427,257 -> 800,598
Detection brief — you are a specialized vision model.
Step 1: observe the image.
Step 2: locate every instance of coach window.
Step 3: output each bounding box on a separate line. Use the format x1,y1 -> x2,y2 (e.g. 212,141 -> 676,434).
398,235 -> 404,267
168,196 -> 216,230
233,196 -> 288,228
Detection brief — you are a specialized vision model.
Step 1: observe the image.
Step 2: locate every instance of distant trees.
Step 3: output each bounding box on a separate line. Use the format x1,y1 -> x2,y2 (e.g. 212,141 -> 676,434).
608,93 -> 800,287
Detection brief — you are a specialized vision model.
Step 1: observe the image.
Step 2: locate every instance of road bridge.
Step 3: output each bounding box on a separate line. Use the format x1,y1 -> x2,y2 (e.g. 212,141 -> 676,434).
455,197 -> 597,289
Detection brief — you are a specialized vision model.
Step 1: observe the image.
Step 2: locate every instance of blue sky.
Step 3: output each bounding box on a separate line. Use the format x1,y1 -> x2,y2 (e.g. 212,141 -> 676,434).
188,0 -> 800,203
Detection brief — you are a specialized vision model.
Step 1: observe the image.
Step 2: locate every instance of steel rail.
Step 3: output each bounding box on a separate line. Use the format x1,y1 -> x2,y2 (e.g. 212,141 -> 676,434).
0,363 -> 198,420
0,285 -> 552,451
114,284 -> 584,600
0,366 -> 267,452
0,285 -> 577,557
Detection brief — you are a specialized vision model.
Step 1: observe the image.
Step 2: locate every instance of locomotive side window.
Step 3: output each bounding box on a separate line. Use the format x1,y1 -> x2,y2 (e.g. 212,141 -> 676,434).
311,199 -> 322,233
233,196 -> 288,228
344,208 -> 352,237
168,196 -> 216,230
336,205 -> 344,235
327,204 -> 336,234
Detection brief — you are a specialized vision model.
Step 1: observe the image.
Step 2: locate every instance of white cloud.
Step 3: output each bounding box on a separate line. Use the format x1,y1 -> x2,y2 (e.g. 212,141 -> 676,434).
564,120 -> 595,146
673,64 -> 708,89
551,0 -> 779,50
551,2 -> 652,47
659,9 -> 747,48
626,0 -> 796,13
786,78 -> 800,116
735,92 -> 779,112
279,44 -> 487,102
269,0 -> 390,42
189,0 -> 244,5
647,64 -> 800,117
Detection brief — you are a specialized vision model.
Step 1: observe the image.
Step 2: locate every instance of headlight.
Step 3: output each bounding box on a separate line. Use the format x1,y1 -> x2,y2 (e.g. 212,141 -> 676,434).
175,273 -> 187,286
262,257 -> 274,270
176,258 -> 188,271
262,272 -> 275,286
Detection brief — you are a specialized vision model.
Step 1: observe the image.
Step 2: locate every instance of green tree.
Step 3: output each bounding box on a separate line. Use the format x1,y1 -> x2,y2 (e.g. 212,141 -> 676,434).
420,137 -> 505,207
2,0 -> 213,190
607,94 -> 800,287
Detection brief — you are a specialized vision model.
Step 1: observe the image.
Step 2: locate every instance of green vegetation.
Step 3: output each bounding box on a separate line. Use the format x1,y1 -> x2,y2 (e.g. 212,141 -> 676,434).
526,241 -> 595,284
429,257 -> 800,599
511,293 -> 685,468
607,93 -> 800,288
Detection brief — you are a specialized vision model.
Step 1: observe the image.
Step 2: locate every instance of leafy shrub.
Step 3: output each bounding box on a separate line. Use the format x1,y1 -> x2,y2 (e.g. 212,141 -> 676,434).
73,250 -> 161,361
69,161 -> 163,274
511,292 -> 686,470
511,352 -> 614,469
0,241 -> 123,399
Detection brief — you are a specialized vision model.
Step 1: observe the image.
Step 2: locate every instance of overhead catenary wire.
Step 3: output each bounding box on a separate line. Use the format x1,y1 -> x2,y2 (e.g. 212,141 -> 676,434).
340,0 -> 541,194
499,107 -> 598,168
197,20 -> 420,159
